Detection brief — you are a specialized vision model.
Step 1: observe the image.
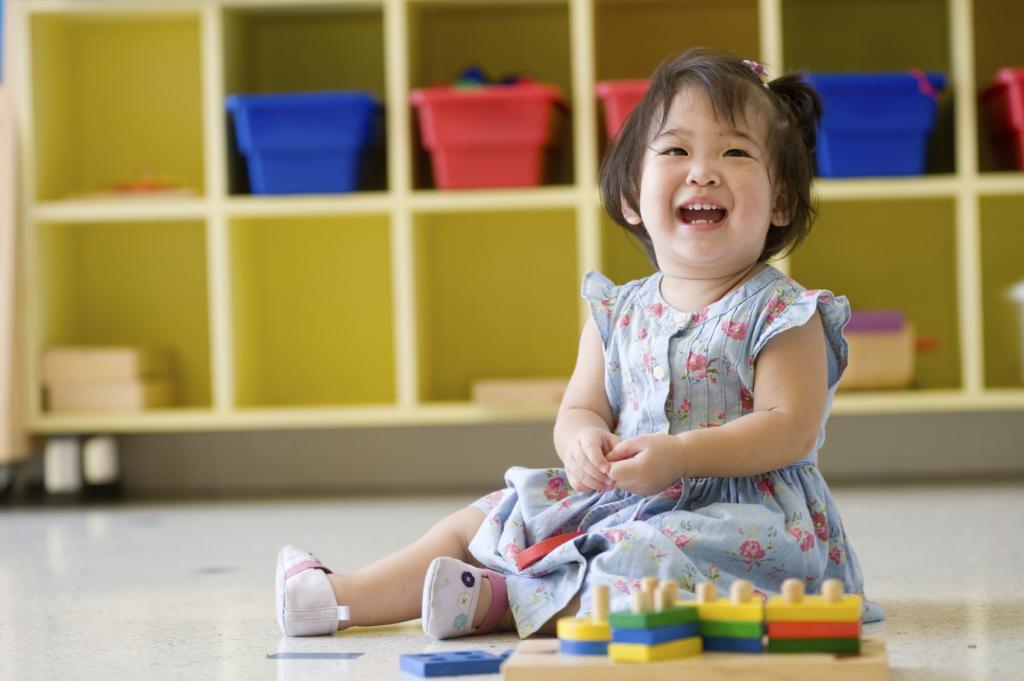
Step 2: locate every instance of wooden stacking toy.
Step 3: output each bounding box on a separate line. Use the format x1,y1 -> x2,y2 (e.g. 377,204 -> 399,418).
555,585 -> 611,655
505,576 -> 888,680
696,580 -> 764,653
765,578 -> 863,653
606,578 -> 701,662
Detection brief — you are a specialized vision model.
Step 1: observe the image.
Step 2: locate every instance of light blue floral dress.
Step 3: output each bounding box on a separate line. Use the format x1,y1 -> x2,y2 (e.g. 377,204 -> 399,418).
469,265 -> 883,637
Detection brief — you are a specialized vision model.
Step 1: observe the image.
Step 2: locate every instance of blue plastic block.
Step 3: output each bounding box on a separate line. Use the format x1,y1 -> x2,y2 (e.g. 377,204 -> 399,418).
611,622 -> 700,645
806,72 -> 946,177
226,91 -> 379,194
399,651 -> 504,677
702,636 -> 764,653
559,639 -> 609,656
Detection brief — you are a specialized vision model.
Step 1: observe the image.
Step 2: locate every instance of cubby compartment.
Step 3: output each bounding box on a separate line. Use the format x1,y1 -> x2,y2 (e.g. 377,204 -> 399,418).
973,0 -> 1024,173
230,215 -> 395,407
223,5 -> 387,194
593,0 -> 760,151
782,0 -> 955,175
788,199 -> 961,390
414,210 -> 579,402
30,13 -> 204,200
407,1 -> 574,189
599,213 -> 656,286
979,197 -> 1024,387
36,221 -> 211,408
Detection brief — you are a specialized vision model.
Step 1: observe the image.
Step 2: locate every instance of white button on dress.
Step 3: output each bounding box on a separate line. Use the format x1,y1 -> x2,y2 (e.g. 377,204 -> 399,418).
653,366 -> 666,380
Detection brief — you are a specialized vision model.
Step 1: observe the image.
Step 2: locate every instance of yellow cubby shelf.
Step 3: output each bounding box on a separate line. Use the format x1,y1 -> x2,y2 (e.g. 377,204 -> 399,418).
414,209 -> 579,404
223,192 -> 393,218
24,389 -> 1024,434
32,197 -> 210,223
230,214 -> 396,408
409,186 -> 581,213
14,0 -> 1024,435
27,10 -> 205,202
34,220 -> 213,410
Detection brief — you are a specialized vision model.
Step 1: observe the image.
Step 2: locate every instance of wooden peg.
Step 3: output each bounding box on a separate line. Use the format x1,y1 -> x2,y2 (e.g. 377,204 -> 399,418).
781,578 -> 805,603
696,582 -> 717,604
822,578 -> 844,603
654,588 -> 668,612
660,579 -> 679,607
641,577 -> 660,594
730,579 -> 754,605
592,585 -> 609,623
632,590 -> 653,613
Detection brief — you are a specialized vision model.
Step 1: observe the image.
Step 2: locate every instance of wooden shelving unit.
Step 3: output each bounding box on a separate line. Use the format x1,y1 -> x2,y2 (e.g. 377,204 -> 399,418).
12,0 -> 1024,436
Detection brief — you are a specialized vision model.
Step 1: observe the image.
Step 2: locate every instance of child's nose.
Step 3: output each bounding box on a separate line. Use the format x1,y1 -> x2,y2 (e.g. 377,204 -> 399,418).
686,160 -> 720,186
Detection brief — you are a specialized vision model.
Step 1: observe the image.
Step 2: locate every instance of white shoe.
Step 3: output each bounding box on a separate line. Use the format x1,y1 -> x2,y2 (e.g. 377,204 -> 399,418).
421,557 -> 508,639
275,545 -> 350,636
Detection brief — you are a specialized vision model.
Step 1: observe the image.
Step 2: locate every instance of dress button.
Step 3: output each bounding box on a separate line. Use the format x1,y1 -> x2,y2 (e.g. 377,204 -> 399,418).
675,312 -> 689,327
653,366 -> 666,380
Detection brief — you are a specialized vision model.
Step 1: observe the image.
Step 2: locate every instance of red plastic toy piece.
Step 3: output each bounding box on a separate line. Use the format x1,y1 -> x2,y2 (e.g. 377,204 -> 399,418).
515,530 -> 583,571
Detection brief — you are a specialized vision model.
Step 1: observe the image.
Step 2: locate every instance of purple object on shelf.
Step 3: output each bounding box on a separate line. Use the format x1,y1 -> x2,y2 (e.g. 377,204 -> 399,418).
846,310 -> 905,333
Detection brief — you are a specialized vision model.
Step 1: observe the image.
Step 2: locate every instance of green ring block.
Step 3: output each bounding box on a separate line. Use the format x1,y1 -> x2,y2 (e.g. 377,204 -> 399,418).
699,621 -> 764,638
767,638 -> 861,654
608,606 -> 699,629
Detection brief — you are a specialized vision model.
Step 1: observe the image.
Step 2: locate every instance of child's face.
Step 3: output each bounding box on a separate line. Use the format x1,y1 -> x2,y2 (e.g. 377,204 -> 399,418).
622,86 -> 787,278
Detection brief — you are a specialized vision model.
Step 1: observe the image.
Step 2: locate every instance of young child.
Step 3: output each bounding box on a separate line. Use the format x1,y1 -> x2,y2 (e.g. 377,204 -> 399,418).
275,47 -> 883,639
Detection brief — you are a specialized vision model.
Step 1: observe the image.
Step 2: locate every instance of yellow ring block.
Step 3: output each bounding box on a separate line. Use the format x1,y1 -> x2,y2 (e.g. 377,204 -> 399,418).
697,600 -> 764,622
609,636 -> 702,662
765,594 -> 862,622
556,616 -> 611,641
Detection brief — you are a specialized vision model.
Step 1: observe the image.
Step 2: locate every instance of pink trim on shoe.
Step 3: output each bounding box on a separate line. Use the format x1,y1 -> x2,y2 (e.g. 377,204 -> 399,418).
285,560 -> 333,580
475,570 -> 508,635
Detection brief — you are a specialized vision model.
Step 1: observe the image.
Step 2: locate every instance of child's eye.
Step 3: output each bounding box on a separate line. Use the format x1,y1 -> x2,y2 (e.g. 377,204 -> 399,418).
725,148 -> 751,158
661,147 -> 688,156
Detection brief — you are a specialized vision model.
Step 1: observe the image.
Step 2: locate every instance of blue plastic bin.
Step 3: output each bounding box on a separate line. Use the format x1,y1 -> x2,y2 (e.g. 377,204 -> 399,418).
226,91 -> 379,194
805,72 -> 946,177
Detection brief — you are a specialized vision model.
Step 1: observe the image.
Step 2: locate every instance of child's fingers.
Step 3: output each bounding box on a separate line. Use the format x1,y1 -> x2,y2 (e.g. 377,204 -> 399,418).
578,452 -> 612,489
567,445 -> 606,491
606,459 -> 638,489
607,437 -> 643,462
584,444 -> 611,475
571,463 -> 607,492
566,469 -> 595,493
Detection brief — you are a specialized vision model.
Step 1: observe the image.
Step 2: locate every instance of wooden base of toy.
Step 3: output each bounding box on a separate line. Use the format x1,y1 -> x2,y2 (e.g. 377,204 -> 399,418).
502,636 -> 889,681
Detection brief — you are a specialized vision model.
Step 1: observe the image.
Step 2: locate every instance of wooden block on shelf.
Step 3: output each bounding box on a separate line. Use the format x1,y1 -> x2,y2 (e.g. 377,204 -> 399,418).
46,380 -> 175,412
471,378 -> 568,409
839,312 -> 915,390
42,346 -> 171,385
501,637 -> 890,681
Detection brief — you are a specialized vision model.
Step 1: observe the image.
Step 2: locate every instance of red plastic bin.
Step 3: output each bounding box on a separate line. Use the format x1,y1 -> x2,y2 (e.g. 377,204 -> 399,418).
409,83 -> 562,189
982,67 -> 1024,170
595,80 -> 650,139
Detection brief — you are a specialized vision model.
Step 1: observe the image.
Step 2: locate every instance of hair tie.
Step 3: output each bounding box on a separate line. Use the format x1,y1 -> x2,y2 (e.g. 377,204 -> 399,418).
742,59 -> 770,89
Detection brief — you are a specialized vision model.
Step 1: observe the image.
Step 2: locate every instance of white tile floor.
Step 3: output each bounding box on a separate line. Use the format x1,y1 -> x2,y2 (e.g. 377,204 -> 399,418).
1,484 -> 1023,681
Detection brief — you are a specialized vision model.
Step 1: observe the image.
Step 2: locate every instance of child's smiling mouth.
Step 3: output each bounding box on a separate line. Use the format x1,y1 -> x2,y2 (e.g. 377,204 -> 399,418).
677,202 -> 727,226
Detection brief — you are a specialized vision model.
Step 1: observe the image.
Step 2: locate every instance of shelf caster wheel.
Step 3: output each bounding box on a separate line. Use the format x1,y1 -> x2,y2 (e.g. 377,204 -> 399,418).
44,437 -> 82,496
83,435 -> 121,499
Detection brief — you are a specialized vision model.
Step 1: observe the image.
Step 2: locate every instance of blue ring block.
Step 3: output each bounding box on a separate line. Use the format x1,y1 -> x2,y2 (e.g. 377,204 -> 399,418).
559,639 -> 609,656
611,622 -> 700,645
703,636 -> 764,653
399,651 -> 505,677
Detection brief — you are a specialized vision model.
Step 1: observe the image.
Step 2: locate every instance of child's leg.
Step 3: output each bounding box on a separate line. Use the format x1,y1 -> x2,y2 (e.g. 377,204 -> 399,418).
329,505 -> 511,629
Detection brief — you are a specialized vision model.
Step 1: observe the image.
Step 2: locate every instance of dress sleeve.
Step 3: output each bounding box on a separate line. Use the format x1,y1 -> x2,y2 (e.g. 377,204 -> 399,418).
580,270 -> 619,348
750,286 -> 852,389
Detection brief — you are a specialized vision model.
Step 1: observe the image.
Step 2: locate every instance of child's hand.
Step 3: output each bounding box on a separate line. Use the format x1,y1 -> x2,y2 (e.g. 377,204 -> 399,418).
606,435 -> 687,497
565,428 -> 620,493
